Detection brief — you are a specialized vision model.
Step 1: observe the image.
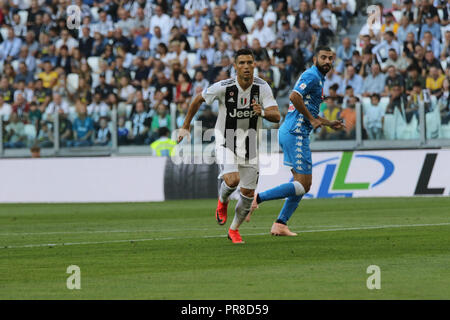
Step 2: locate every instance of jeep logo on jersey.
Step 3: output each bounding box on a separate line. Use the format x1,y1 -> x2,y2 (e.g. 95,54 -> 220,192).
228,109 -> 258,118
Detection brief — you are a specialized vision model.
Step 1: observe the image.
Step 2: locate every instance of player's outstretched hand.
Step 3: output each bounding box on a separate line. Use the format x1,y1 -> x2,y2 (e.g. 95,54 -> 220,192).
177,127 -> 191,143
329,120 -> 345,130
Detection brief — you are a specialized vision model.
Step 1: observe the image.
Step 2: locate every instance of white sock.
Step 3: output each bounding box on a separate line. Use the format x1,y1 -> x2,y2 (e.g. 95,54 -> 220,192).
230,193 -> 253,230
219,181 -> 236,203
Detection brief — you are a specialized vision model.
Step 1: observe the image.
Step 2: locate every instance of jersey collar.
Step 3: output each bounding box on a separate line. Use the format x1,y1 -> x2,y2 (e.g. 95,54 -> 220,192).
235,76 -> 253,92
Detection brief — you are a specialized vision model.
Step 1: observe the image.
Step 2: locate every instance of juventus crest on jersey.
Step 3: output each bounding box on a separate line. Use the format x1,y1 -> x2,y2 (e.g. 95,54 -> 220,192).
202,76 -> 278,162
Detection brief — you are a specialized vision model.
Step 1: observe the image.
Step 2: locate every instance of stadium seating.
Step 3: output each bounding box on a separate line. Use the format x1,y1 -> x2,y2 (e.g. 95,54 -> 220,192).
66,73 -> 79,94
24,124 -> 37,142
90,7 -> 100,22
287,15 -> 296,28
18,10 -> 28,26
0,27 -> 8,40
187,68 -> 195,79
426,105 -> 441,140
243,17 -> 255,33
347,0 -> 357,15
396,111 -> 419,140
87,57 -> 102,74
392,11 -> 402,23
187,53 -> 197,70
11,60 -> 20,72
330,13 -> 338,32
0,0 -> 448,153
246,0 -> 257,16
440,124 -> 450,139
271,66 -> 281,89
68,105 -> 77,123
125,120 -> 132,132
383,113 -> 396,140
186,37 -> 196,52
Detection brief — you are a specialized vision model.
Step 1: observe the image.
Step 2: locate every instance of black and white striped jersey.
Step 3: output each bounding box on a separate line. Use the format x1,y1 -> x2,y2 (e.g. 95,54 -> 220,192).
202,76 -> 278,160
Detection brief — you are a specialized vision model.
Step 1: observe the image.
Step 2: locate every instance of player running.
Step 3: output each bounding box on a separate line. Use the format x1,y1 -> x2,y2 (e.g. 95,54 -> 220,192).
247,46 -> 345,236
177,49 -> 280,244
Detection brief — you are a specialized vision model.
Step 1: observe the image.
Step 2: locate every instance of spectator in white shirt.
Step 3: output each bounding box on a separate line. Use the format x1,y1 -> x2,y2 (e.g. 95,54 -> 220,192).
150,5 -> 171,38
132,7 -> 151,34
310,0 -> 333,31
382,48 -> 409,73
194,37 -> 215,66
0,96 -> 12,121
92,10 -> 114,38
115,8 -> 135,37
44,93 -> 70,121
251,18 -> 276,48
364,93 -> 385,140
11,13 -> 27,38
88,93 -> 110,124
219,0 -> 247,17
341,65 -> 364,95
254,0 -> 277,30
55,28 -> 79,55
188,10 -> 207,38
0,26 -> 22,62
150,26 -> 168,52
371,31 -> 401,63
184,0 -> 209,18
362,63 -> 387,96
169,5 -> 189,34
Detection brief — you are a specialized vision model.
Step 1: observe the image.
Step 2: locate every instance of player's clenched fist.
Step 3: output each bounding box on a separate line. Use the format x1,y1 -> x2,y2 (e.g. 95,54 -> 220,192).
251,99 -> 262,115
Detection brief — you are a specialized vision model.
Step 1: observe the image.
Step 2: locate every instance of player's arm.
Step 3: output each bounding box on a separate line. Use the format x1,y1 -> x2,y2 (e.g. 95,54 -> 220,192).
178,81 -> 223,143
177,93 -> 205,143
251,102 -> 280,123
317,115 -> 345,130
253,83 -> 281,123
289,90 -> 322,129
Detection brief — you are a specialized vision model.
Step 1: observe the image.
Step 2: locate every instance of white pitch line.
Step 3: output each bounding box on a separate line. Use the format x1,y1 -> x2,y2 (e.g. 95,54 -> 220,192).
1,222 -> 449,249
0,225 -> 346,236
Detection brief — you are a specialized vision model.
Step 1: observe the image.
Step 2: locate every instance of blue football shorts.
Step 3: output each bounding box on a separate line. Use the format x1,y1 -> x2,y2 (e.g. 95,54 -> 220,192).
279,131 -> 312,175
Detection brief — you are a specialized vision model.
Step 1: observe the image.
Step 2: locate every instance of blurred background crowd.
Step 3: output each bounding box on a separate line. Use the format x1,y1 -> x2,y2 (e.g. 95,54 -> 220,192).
0,0 -> 449,152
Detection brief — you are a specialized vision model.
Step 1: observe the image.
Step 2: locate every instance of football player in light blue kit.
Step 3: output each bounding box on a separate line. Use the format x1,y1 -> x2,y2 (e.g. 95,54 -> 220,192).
247,46 -> 345,236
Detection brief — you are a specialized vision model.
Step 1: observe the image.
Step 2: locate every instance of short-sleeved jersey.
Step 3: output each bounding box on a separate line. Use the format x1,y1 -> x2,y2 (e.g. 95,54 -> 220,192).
281,65 -> 326,136
202,76 -> 277,160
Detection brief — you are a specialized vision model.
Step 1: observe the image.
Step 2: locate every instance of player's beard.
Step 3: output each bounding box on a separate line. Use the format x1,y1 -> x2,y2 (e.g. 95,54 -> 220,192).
315,62 -> 332,75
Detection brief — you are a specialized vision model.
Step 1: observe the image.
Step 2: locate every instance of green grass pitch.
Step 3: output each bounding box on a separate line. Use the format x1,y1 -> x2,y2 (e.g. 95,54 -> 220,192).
0,197 -> 449,299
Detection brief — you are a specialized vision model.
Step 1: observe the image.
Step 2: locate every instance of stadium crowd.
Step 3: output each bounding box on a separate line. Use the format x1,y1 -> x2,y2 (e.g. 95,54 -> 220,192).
0,0 -> 449,150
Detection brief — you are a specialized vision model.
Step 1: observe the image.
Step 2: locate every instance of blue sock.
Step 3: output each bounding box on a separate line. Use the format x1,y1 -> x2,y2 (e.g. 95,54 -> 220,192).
276,195 -> 303,224
258,182 -> 297,203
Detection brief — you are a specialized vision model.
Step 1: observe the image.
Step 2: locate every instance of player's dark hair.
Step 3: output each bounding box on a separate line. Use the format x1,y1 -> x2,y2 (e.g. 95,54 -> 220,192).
314,46 -> 332,56
234,48 -> 255,61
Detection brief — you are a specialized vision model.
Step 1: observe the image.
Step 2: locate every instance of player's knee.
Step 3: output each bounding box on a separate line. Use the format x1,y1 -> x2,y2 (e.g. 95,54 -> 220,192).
303,182 -> 311,193
293,178 -> 311,193
240,188 -> 254,198
224,175 -> 240,188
